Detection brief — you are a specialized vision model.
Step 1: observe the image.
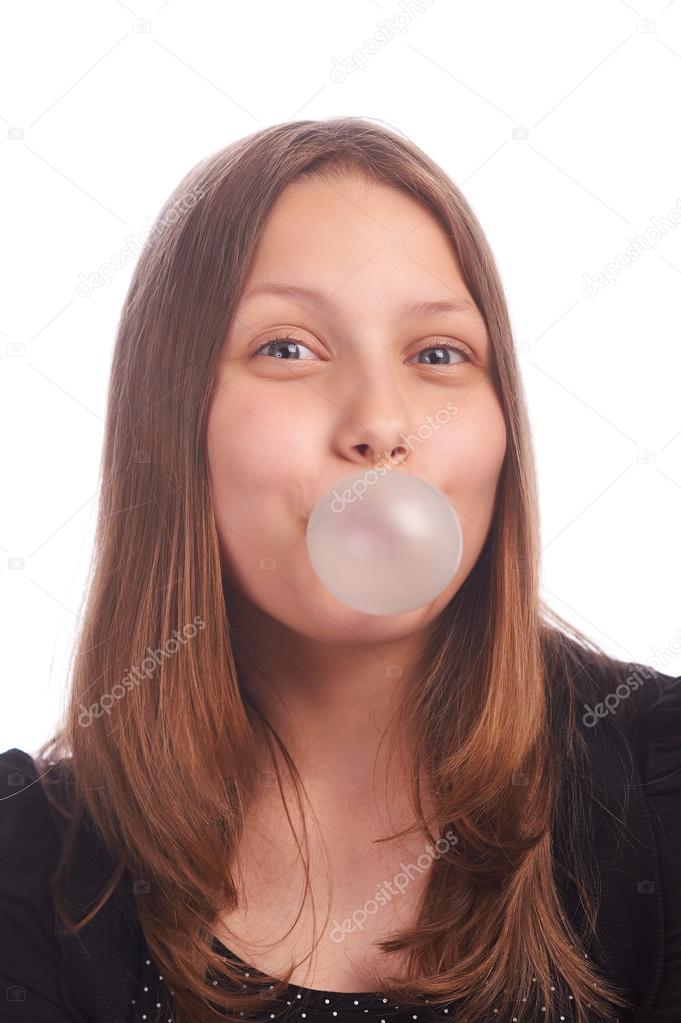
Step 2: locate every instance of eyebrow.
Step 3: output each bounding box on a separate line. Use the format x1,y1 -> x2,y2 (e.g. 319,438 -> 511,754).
241,282 -> 483,320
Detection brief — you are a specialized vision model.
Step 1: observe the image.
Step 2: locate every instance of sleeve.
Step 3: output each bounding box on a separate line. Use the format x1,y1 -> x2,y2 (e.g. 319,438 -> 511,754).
0,747 -> 83,1022
640,674 -> 681,1022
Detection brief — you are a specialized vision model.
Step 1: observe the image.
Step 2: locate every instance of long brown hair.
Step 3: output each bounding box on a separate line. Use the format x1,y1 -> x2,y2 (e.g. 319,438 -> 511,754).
33,116 -> 638,1023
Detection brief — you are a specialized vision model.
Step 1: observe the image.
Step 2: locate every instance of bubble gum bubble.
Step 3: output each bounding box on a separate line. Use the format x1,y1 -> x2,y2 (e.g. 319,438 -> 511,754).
305,469 -> 463,616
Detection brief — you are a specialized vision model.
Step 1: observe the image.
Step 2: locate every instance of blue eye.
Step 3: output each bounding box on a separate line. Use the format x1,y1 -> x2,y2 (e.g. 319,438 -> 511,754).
255,337 -> 316,360
410,342 -> 470,367
254,335 -> 471,366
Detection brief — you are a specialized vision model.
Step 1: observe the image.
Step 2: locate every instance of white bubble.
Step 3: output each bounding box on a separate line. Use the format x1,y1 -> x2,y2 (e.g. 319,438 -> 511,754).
306,469 -> 463,615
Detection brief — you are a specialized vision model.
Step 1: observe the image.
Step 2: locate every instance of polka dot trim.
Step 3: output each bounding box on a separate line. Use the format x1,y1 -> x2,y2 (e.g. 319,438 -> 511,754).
130,945 -> 577,1022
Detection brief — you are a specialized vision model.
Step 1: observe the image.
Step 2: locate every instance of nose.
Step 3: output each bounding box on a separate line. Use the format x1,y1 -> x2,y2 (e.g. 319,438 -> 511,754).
333,381 -> 412,470
354,439 -> 409,467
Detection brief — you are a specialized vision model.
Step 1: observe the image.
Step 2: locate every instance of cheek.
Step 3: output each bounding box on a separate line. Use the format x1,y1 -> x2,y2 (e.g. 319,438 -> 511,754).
207,390 -> 315,492
206,389 -> 319,566
432,400 -> 506,487
429,397 -> 506,540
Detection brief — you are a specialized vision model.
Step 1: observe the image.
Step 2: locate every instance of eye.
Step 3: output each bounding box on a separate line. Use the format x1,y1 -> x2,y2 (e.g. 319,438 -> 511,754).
407,340 -> 471,368
254,335 -> 316,360
254,335 -> 472,367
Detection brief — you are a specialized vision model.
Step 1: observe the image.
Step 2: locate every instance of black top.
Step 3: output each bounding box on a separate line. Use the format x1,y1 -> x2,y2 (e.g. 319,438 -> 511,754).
1,662 -> 680,1023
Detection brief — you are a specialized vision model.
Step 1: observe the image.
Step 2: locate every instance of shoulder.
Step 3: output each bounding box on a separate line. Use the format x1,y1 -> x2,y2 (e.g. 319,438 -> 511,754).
0,747 -> 76,1017
541,629 -> 680,776
613,666 -> 681,1020
594,660 -> 681,859
0,746 -> 146,1023
0,746 -> 69,903
564,657 -> 681,1021
543,634 -> 681,1017
617,663 -> 681,785
578,657 -> 681,786
554,644 -> 681,815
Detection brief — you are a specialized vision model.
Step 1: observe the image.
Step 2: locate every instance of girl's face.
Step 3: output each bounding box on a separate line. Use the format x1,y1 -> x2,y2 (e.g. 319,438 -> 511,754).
207,174 -> 507,644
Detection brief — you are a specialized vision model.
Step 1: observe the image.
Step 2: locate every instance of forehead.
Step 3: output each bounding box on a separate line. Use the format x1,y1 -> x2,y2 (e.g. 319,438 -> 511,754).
241,174 -> 478,316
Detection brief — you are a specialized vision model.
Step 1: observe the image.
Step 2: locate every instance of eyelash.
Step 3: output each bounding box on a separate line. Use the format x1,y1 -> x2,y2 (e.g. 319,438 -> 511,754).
253,334 -> 472,367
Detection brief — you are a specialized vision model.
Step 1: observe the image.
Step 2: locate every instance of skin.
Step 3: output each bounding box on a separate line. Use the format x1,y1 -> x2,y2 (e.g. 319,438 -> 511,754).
206,171 -> 507,793
206,172 -> 507,988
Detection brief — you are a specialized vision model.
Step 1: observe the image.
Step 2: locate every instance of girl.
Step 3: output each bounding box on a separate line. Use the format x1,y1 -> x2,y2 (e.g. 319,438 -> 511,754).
1,116 -> 679,1023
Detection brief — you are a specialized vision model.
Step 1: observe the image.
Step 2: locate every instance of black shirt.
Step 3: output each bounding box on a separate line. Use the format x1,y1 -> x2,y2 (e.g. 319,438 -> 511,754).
1,664 -> 680,1023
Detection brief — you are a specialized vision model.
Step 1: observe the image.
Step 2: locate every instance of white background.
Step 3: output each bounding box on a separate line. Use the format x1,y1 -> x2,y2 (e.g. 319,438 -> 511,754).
1,0 -> 680,755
